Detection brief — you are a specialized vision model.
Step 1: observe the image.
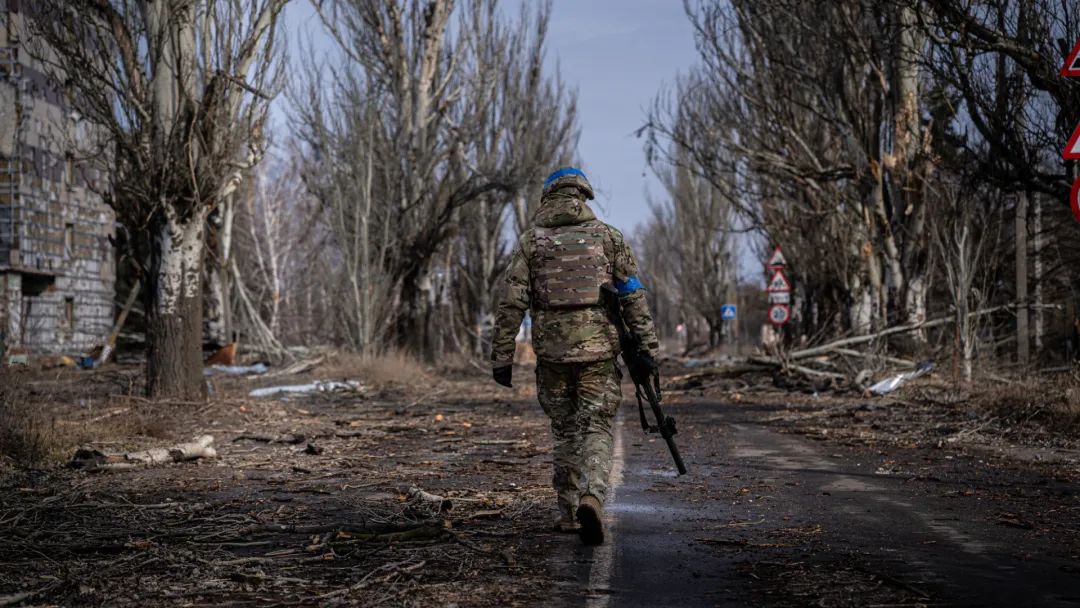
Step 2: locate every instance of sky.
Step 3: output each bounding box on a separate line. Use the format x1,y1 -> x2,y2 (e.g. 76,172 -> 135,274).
278,0 -> 701,238
540,0 -> 699,234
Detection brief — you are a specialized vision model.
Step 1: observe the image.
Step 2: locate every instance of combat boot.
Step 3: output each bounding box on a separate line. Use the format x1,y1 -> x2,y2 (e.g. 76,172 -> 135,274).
576,494 -> 605,545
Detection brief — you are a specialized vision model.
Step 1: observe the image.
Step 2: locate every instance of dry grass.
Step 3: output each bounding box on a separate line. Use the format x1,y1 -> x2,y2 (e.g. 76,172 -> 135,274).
0,375 -> 66,468
0,368 -> 176,470
971,372 -> 1080,433
319,350 -> 434,387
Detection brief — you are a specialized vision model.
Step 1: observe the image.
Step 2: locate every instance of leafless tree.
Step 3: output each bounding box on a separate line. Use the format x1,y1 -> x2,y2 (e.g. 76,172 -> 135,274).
642,0 -> 1080,363
295,0 -> 576,360
931,180 -> 1004,382
27,0 -> 288,398
644,145 -> 738,349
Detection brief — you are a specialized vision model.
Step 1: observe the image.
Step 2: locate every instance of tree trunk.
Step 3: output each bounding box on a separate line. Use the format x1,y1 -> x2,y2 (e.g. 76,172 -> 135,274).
397,268 -> 435,362
1016,192 -> 1029,365
205,198 -> 234,347
146,211 -> 206,400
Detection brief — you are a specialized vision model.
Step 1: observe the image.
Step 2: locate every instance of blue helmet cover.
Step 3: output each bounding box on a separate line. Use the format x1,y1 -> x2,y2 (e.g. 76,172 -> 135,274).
544,167 -> 588,188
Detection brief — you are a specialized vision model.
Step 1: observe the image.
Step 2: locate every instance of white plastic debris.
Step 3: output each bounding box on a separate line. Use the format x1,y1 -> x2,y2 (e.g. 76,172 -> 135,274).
248,380 -> 361,399
867,360 -> 934,395
204,362 -> 270,377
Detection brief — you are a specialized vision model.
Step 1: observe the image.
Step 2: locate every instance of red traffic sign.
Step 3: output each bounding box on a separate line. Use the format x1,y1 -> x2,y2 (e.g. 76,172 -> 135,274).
768,304 -> 791,326
766,269 -> 791,292
1062,38 -> 1080,77
1064,122 -> 1080,160
767,246 -> 787,269
1071,177 -> 1080,223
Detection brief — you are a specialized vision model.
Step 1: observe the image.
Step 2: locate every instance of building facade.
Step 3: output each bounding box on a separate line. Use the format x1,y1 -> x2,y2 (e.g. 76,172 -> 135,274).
0,1 -> 115,355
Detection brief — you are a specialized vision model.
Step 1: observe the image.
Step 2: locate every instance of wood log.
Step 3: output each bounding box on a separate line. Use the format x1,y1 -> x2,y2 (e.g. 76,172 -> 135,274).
71,435 -> 216,471
407,486 -> 453,513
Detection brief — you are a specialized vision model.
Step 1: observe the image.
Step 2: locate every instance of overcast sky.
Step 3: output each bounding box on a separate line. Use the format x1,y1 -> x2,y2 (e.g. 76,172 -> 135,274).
279,0 -> 700,238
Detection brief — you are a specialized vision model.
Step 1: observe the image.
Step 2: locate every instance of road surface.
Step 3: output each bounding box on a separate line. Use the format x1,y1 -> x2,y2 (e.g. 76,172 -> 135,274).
547,398 -> 1080,607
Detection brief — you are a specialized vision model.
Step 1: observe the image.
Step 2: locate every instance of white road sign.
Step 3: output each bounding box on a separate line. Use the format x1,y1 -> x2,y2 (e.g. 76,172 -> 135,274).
768,291 -> 790,304
1062,38 -> 1080,77
767,247 -> 787,268
767,269 -> 791,292
768,304 -> 791,326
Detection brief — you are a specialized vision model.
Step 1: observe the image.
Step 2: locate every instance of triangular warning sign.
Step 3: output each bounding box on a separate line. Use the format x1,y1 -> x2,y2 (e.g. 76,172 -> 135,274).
1062,38 -> 1080,77
767,247 -> 787,268
767,269 -> 791,292
1064,122 -> 1080,160
1071,177 -> 1080,223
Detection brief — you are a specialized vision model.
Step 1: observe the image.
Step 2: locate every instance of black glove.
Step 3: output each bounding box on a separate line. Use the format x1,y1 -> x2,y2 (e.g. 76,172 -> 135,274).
630,352 -> 658,379
493,365 -> 513,388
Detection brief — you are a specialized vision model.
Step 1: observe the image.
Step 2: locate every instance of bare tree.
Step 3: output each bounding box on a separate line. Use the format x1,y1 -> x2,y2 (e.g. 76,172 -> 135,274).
27,0 -> 288,398
931,180 -> 1004,382
645,145 -> 737,349
296,0 -> 576,360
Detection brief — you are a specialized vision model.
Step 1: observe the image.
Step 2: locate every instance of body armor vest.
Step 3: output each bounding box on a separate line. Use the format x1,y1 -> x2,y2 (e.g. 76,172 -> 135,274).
530,220 -> 612,309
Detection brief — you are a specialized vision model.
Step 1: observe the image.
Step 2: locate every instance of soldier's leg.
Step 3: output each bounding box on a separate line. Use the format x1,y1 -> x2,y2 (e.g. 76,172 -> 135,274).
536,362 -> 584,521
574,358 -> 622,504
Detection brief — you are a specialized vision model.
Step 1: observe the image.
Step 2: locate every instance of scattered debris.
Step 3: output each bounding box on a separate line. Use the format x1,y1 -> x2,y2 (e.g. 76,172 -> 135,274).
233,433 -> 307,445
205,342 -> 238,366
867,360 -> 935,395
248,380 -> 361,399
261,356 -> 327,378
204,362 -> 270,377
71,435 -> 217,471
407,486 -> 453,514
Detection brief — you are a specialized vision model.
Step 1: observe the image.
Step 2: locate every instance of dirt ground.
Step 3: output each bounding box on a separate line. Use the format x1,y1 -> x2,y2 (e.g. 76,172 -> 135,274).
0,358 -> 562,607
1,359 -> 1079,606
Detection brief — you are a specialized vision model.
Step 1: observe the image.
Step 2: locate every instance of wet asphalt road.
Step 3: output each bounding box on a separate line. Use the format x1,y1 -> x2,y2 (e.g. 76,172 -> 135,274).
547,399 -> 1080,607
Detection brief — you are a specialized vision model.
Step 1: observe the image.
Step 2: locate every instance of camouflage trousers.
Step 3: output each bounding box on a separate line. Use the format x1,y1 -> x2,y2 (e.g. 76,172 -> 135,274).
535,358 -> 622,519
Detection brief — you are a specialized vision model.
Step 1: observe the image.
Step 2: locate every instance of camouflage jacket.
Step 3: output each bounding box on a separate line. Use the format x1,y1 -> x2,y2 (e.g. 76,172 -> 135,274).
490,191 -> 659,366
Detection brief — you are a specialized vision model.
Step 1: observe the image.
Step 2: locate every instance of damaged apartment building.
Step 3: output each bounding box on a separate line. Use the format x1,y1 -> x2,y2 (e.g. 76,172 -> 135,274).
0,1 -> 115,357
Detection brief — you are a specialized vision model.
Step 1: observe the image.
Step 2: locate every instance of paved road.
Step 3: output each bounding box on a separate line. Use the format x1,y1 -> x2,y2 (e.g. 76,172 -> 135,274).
549,399 -> 1080,607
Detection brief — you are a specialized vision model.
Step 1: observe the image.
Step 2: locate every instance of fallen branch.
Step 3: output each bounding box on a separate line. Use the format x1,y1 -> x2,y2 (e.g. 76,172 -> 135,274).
233,433 -> 306,444
71,435 -> 217,471
407,486 -> 453,514
786,304 -> 1017,361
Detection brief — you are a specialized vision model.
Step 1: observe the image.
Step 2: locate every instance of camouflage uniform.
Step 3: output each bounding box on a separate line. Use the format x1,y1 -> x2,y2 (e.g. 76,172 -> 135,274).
490,168 -> 659,522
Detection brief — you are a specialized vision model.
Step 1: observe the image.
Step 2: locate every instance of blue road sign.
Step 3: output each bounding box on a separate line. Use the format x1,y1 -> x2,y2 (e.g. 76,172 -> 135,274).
720,304 -> 737,321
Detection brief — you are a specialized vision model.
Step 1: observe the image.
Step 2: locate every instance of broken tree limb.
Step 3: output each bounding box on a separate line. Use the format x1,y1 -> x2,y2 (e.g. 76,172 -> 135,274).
831,349 -> 915,368
407,486 -> 453,514
785,304 -> 1016,361
71,435 -> 217,471
108,279 -> 141,347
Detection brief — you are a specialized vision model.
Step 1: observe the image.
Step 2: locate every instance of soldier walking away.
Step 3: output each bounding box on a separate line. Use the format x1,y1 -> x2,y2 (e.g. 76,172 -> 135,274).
489,167 -> 659,545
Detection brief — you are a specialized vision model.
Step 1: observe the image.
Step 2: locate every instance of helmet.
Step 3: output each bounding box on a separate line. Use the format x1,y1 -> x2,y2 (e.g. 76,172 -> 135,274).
543,167 -> 595,200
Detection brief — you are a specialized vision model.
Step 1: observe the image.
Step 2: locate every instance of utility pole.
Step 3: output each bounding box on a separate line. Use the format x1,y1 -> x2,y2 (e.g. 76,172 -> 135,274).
1033,193 -> 1043,354
1016,192 -> 1029,365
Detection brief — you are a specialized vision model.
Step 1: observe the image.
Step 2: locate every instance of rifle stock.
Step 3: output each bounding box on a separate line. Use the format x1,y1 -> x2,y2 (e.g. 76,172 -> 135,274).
602,284 -> 688,475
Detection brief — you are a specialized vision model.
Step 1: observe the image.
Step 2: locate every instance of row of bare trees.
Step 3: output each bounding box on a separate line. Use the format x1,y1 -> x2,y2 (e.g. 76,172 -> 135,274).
26,0 -> 577,398
287,0 -> 575,361
208,0 -> 577,366
640,0 -> 1080,376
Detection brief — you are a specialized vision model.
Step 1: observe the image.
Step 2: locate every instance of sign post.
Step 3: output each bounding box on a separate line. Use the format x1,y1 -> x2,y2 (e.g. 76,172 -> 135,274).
765,247 -> 792,351
1062,39 -> 1080,221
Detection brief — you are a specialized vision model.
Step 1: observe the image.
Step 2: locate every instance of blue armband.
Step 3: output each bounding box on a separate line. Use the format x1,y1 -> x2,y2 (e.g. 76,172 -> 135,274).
614,275 -> 645,296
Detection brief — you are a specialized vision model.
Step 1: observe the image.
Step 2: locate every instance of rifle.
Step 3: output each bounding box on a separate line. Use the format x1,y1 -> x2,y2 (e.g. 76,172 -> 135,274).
602,284 -> 687,475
